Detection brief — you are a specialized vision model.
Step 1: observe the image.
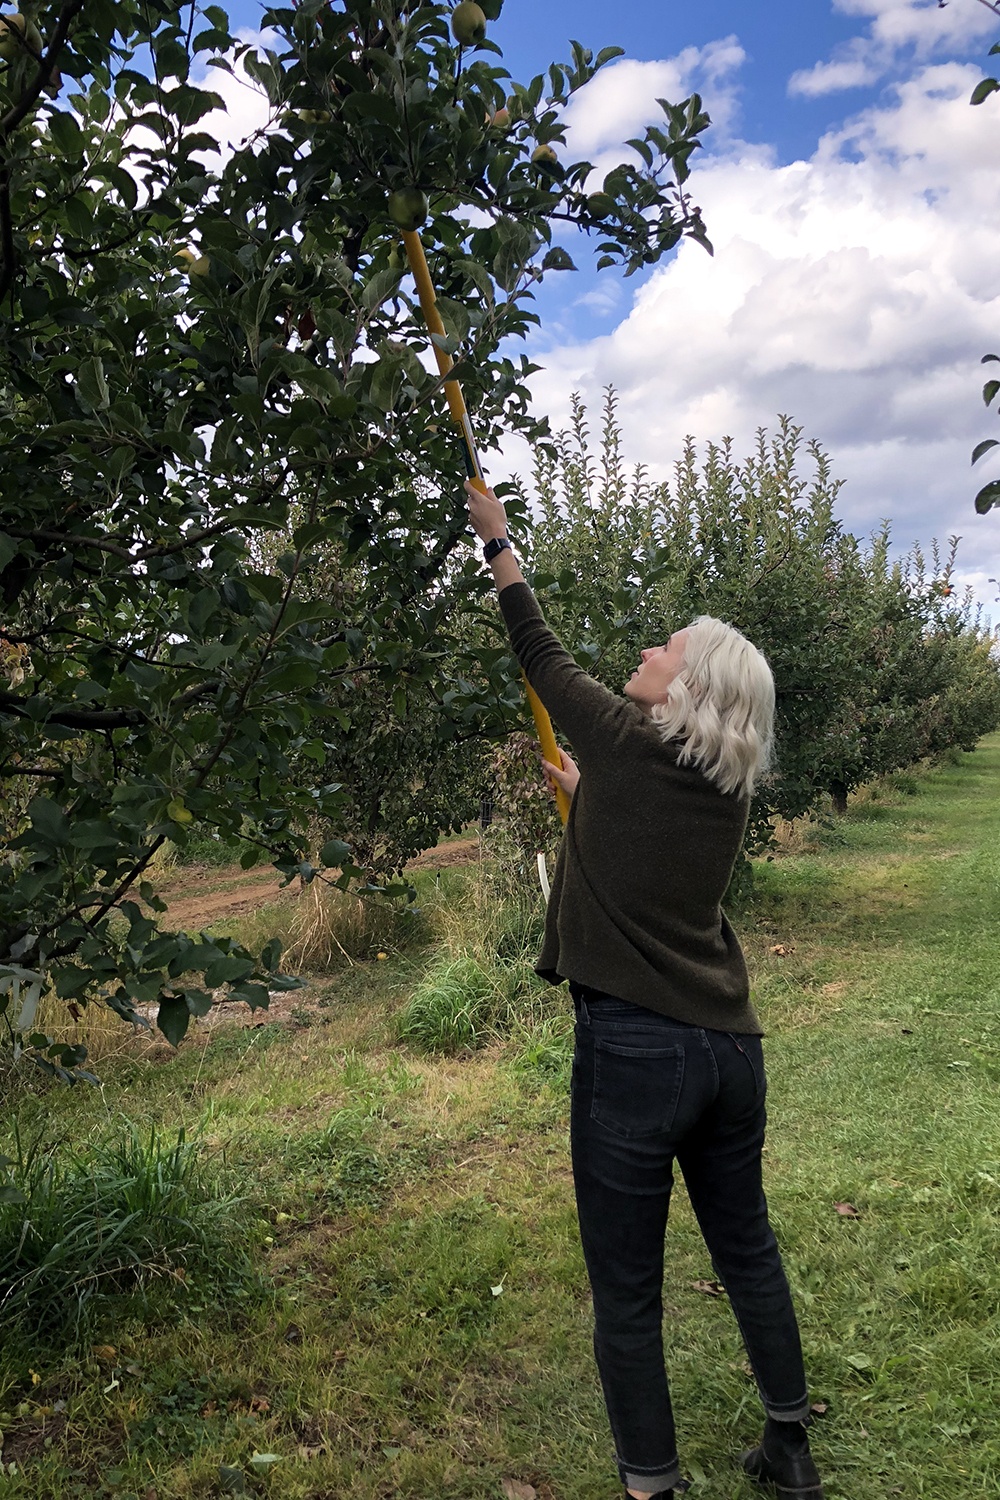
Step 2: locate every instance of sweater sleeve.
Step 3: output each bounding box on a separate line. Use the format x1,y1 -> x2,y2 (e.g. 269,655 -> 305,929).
498,581 -> 633,760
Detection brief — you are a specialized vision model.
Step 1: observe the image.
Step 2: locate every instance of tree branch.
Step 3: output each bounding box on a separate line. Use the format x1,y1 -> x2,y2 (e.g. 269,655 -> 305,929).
0,691 -> 144,729
0,677 -> 221,729
0,1 -> 93,301
7,515 -> 245,562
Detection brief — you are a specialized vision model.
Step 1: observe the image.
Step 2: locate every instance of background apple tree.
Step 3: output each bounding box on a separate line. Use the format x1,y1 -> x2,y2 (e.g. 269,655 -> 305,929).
509,394 -> 1000,872
0,0 -> 713,1069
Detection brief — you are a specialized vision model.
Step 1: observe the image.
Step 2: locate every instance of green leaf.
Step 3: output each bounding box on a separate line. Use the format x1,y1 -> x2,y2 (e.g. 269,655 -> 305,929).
541,246 -> 576,271
76,357 -> 110,412
974,479 -> 1000,514
362,267 -> 403,312
29,796 -> 70,846
260,938 -> 282,971
972,438 -> 1000,465
320,838 -> 351,867
157,995 -> 191,1048
48,111 -> 85,156
971,77 -> 1000,106
983,379 -> 1000,408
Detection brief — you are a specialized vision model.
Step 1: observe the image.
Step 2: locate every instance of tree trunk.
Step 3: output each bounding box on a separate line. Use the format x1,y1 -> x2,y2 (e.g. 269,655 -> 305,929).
830,780 -> 849,816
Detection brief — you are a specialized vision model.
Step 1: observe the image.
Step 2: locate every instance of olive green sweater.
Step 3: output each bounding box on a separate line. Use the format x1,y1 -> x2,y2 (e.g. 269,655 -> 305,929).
499,583 -> 761,1035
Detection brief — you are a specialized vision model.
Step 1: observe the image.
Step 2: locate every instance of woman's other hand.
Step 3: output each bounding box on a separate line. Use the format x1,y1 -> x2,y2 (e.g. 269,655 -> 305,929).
542,749 -> 580,801
464,478 -> 508,543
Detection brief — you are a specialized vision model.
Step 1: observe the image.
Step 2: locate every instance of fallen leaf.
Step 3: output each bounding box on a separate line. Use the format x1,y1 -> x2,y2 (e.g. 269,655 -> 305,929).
769,944 -> 789,956
144,1488 -> 157,1500
249,1396 -> 270,1414
249,1453 -> 283,1470
810,1401 -> 829,1417
297,1443 -> 326,1461
834,1202 -> 861,1218
821,981 -> 847,997
692,1278 -> 726,1297
201,1401 -> 218,1417
502,1482 -> 537,1500
218,1467 -> 247,1495
283,1323 -> 303,1344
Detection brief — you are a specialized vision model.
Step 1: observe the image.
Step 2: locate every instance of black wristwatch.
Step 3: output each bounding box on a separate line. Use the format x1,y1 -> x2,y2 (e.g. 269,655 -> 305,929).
483,536 -> 512,564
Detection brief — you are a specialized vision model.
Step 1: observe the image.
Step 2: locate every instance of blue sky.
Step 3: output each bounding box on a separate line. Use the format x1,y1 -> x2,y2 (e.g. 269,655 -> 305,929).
220,2 -> 1000,609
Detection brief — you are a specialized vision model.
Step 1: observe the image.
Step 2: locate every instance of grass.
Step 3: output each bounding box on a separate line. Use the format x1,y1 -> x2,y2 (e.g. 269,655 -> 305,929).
0,1123 -> 265,1353
1,740 -> 999,1496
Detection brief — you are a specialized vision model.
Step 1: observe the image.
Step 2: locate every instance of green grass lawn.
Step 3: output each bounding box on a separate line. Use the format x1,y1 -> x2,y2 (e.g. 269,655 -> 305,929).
2,741 -> 1000,1498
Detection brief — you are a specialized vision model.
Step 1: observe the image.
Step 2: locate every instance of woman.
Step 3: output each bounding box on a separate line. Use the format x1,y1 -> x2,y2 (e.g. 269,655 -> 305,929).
465,480 -> 823,1500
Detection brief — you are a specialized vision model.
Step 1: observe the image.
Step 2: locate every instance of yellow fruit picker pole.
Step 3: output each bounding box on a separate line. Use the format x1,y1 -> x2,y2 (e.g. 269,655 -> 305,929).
401,228 -> 570,827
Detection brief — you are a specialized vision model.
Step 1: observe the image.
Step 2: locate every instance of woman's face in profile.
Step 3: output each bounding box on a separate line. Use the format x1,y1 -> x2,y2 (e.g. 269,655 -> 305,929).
624,629 -> 689,710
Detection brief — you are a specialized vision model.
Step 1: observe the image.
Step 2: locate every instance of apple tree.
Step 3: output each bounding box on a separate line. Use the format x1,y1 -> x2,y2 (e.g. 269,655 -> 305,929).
0,0 -> 713,1070
513,395 -> 1000,858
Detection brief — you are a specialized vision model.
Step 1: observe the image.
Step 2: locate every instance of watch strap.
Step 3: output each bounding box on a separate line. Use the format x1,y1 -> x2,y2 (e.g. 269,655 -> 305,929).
483,536 -> 512,563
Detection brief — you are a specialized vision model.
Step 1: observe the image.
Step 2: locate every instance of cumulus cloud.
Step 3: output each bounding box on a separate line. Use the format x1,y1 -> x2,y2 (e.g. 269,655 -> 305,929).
561,36 -> 747,158
515,58 -> 1000,609
789,0 -> 997,96
192,29 -> 276,158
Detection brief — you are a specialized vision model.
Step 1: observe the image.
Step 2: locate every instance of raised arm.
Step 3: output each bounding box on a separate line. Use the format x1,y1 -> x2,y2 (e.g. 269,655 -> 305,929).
464,480 -> 629,759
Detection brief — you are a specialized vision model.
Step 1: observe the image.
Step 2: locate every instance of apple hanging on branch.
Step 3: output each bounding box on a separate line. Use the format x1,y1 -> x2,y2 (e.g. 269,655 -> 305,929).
451,2 -> 487,46
387,187 -> 430,232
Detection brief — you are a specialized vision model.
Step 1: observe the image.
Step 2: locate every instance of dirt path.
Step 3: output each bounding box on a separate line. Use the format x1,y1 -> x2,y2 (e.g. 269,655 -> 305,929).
154,837 -> 481,932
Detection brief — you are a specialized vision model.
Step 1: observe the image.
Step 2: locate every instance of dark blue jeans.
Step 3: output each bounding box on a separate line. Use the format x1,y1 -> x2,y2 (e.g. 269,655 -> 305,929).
570,985 -> 810,1495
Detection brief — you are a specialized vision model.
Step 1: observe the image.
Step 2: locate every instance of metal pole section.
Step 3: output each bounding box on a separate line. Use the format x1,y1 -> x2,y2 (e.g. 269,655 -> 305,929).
400,228 -> 570,826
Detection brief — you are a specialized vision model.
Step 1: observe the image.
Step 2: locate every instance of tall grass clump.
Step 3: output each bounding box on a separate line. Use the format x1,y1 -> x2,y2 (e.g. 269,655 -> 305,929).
286,879 -> 430,971
0,1123 -> 263,1346
397,952 -> 548,1055
400,823 -> 558,1054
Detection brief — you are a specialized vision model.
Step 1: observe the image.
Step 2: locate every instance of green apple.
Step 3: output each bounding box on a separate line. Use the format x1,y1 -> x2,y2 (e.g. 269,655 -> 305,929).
387,187 -> 429,232
451,1 -> 486,46
587,191 -> 616,218
0,12 -> 41,58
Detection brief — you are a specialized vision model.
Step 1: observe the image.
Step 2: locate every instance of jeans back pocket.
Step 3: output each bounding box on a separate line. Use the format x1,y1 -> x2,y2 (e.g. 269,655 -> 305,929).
591,1038 -> 686,1139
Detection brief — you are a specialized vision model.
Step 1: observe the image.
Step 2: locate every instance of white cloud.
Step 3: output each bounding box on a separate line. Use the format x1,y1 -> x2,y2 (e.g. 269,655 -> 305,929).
790,0 -> 997,96
560,38 -> 747,183
193,29 -> 277,159
514,58 -> 1000,613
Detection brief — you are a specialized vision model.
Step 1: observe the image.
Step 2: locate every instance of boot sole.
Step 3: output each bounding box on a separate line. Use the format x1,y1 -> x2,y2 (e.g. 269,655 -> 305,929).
741,1447 -> 825,1500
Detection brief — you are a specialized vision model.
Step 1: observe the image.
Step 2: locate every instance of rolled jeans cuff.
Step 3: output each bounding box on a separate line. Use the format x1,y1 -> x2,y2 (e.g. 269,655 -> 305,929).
764,1394 -> 812,1422
620,1456 -> 682,1493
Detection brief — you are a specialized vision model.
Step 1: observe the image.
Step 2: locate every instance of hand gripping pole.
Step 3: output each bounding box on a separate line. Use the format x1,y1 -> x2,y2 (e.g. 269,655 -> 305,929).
401,229 -> 570,825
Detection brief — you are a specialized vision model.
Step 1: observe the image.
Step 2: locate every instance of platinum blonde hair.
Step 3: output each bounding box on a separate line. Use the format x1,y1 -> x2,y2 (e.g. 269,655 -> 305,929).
650,616 -> 775,798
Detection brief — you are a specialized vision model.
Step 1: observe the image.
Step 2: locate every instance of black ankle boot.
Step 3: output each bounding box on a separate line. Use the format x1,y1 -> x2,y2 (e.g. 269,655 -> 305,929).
741,1417 -> 824,1499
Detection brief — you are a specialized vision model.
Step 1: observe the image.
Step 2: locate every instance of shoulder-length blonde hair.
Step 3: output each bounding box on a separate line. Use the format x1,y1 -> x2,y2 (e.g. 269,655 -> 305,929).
650,616 -> 775,798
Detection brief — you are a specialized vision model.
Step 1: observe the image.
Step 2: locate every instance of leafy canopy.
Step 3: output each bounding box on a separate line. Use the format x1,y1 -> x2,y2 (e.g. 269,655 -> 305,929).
0,0 -> 712,1069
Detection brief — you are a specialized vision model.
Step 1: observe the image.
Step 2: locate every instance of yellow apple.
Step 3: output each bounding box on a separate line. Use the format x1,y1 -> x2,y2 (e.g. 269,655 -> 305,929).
0,13 -> 42,59
532,143 -> 559,170
451,1 -> 486,46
